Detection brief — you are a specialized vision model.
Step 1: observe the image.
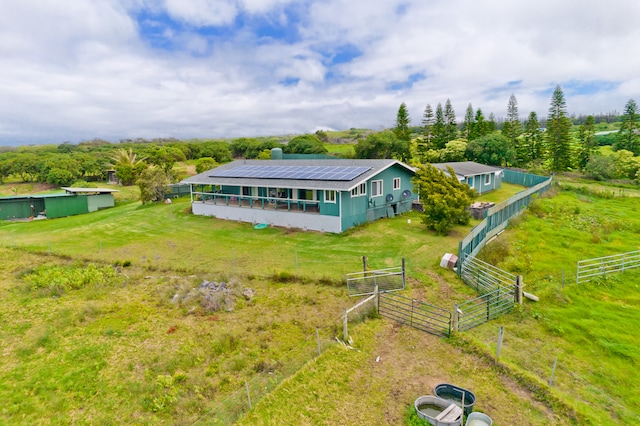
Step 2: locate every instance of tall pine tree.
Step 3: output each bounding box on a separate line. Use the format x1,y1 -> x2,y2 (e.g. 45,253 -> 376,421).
502,94 -> 523,165
615,99 -> 640,155
469,108 -> 489,140
432,103 -> 447,149
462,103 -> 474,140
421,104 -> 435,152
545,85 -> 572,171
394,102 -> 411,142
444,99 -> 458,143
577,115 -> 597,170
523,111 -> 543,164
392,102 -> 411,161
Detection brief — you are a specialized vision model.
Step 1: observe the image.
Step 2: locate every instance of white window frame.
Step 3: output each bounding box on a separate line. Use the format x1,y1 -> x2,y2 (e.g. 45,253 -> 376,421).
350,182 -> 367,197
371,180 -> 383,197
324,190 -> 336,203
484,173 -> 491,185
393,177 -> 401,190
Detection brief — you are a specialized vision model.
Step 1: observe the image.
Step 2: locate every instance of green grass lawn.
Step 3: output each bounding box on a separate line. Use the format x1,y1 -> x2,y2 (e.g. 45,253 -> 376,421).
1,180 -> 639,424
471,185 -> 640,424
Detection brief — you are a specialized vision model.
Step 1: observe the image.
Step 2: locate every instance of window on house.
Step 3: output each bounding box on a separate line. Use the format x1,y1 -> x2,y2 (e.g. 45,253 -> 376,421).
484,173 -> 491,185
325,190 -> 336,203
467,177 -> 474,189
371,180 -> 383,197
393,177 -> 401,190
351,182 -> 368,197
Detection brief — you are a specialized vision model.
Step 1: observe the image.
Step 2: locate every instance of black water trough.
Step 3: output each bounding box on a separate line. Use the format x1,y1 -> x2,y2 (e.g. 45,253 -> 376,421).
434,383 -> 476,417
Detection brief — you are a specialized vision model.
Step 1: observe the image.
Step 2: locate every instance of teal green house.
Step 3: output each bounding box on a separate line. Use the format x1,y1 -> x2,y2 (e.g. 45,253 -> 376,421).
182,159 -> 417,233
431,161 -> 503,195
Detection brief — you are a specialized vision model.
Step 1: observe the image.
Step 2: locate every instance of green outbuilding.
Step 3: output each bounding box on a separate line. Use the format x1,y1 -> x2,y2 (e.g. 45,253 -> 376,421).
0,188 -> 118,221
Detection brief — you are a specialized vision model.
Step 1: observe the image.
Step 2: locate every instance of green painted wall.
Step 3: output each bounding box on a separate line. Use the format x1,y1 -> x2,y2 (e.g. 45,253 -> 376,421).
44,196 -> 88,219
0,198 -> 45,220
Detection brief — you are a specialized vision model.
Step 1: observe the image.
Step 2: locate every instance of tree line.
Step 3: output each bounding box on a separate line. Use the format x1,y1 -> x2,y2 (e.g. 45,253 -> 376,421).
2,86 -> 638,199
357,86 -> 639,180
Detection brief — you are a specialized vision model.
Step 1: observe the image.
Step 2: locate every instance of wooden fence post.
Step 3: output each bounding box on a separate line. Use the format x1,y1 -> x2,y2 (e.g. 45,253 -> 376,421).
515,275 -> 523,305
452,305 -> 460,333
496,326 -> 504,362
343,309 -> 348,341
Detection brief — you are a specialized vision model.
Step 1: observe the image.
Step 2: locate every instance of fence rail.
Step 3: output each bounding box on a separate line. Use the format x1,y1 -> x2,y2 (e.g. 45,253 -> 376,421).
457,171 -> 552,276
378,292 -> 451,338
346,265 -> 405,297
456,286 -> 515,331
460,255 -> 516,294
576,250 -> 640,283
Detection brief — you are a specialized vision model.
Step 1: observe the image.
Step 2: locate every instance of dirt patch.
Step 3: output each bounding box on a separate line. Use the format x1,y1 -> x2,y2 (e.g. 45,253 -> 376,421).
354,320 -> 562,425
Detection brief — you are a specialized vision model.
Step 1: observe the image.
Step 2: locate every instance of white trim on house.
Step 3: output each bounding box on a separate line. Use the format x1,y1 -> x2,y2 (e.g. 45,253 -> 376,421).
324,190 -> 336,203
371,180 -> 383,197
393,177 -> 401,190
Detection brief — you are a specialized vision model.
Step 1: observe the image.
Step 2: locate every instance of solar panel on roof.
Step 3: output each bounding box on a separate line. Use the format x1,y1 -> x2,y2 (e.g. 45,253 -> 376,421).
209,165 -> 371,181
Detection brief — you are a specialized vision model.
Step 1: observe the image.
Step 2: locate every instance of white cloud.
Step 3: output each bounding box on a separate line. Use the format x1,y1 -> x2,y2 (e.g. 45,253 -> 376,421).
164,0 -> 238,27
1,0 -> 640,144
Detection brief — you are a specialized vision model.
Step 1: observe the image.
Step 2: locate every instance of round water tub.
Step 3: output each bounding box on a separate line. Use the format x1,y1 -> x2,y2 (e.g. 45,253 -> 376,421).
414,395 -> 462,426
434,383 -> 476,417
253,223 -> 268,230
465,412 -> 492,426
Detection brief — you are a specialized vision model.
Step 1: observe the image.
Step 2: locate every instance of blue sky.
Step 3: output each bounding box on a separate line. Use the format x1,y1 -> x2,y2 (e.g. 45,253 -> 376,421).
0,0 -> 639,145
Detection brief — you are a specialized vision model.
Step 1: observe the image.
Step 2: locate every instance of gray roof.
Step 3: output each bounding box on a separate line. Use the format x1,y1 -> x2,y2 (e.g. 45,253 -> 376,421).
181,159 -> 414,191
430,162 -> 502,178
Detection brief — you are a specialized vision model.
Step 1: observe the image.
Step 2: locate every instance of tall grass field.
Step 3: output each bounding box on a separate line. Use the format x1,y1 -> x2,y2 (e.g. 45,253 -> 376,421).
0,180 -> 639,424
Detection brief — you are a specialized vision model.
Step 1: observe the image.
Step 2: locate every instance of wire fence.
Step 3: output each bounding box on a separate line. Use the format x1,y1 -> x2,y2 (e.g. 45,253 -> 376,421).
457,172 -> 552,275
467,325 -> 640,424
192,304 -> 369,425
1,236 -> 403,284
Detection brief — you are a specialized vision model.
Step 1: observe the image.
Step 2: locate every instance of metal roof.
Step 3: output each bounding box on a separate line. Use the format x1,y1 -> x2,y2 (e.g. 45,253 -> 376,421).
61,187 -> 119,194
182,159 -> 415,191
430,162 -> 502,178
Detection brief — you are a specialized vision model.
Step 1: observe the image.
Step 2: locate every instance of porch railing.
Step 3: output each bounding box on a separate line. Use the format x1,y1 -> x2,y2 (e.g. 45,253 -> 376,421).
192,192 -> 321,213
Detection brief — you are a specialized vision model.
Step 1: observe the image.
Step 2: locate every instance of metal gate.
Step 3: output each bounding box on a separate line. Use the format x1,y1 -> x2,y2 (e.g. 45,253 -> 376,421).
346,266 -> 405,297
460,254 -> 516,294
378,292 -> 451,338
576,250 -> 640,283
456,285 -> 515,331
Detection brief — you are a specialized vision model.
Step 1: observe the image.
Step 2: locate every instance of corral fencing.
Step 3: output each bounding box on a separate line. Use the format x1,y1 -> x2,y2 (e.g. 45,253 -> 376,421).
460,255 -> 516,294
455,286 -> 516,332
378,291 -> 452,338
457,171 -> 552,276
576,250 -> 640,284
346,260 -> 405,297
456,254 -> 522,331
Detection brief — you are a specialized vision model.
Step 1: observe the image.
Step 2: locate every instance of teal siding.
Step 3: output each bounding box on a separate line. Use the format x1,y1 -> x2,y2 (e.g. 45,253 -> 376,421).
467,173 -> 502,194
319,190 -> 340,216
341,164 -> 416,231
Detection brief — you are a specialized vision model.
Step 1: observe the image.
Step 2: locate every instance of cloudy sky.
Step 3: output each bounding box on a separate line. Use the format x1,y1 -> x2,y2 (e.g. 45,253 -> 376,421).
1,0 -> 639,145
